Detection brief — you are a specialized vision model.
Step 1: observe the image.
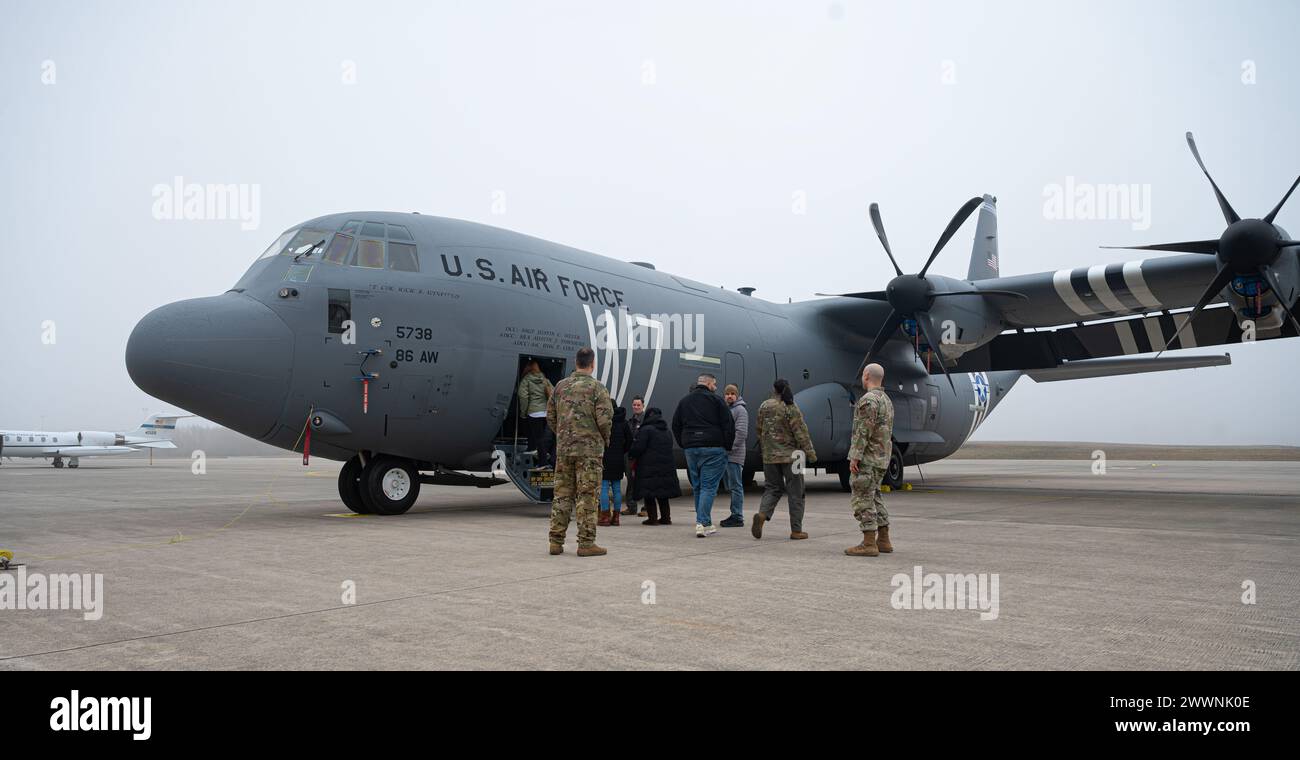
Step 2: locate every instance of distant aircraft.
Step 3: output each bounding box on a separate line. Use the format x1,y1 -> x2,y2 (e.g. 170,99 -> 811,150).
125,133 -> 1297,514
0,414 -> 187,468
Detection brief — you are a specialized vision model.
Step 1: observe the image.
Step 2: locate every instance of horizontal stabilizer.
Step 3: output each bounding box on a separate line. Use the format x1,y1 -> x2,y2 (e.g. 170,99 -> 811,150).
1027,354 -> 1230,382
131,440 -> 178,449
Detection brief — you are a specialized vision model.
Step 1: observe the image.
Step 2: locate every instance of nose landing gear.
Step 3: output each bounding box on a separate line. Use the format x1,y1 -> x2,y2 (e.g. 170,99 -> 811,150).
337,454 -> 421,515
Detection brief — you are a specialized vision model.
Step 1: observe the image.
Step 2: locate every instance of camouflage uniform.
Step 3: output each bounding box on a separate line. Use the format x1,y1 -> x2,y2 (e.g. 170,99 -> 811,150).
755,398 -> 816,465
755,397 -> 816,532
848,387 -> 895,531
546,371 -> 613,548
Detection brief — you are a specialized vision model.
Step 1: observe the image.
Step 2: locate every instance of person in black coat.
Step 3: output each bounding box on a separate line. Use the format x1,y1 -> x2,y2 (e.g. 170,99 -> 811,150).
598,404 -> 632,525
628,407 -> 681,525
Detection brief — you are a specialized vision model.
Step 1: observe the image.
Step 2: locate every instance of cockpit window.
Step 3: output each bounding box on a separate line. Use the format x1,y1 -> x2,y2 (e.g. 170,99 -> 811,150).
354,239 -> 384,268
387,224 -> 413,241
388,242 -> 419,272
340,220 -> 362,234
322,234 -> 354,265
361,222 -> 386,238
258,229 -> 297,260
283,228 -> 331,258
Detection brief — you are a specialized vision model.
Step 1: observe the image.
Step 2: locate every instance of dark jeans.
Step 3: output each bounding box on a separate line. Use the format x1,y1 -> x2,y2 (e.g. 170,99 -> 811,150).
759,462 -> 806,532
525,416 -> 553,466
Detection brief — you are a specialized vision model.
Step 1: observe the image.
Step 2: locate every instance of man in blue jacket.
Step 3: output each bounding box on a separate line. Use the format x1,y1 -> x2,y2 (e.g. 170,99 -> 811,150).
671,374 -> 736,538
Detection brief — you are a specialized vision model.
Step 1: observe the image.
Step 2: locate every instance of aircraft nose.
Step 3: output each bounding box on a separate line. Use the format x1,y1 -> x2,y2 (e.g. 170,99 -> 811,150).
126,294 -> 295,440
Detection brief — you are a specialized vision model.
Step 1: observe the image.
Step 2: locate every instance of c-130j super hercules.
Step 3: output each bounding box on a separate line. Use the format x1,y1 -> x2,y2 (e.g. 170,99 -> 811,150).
126,133 -> 1298,515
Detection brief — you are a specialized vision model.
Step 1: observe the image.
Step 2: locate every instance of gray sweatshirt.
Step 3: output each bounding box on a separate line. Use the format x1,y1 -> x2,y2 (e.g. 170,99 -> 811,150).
727,397 -> 749,465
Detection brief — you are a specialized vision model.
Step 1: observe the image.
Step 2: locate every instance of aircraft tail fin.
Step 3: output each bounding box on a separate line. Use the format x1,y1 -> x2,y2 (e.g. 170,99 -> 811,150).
131,413 -> 189,440
967,195 -> 999,281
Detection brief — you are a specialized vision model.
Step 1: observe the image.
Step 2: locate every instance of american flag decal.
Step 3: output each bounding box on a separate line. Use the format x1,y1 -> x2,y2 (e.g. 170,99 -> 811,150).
987,254 -> 998,271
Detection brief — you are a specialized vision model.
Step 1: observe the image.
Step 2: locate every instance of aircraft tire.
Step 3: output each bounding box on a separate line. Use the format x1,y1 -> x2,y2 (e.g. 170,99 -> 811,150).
363,456 -> 420,516
883,444 -> 904,490
837,464 -> 850,492
53,458 -> 64,469
338,456 -> 371,514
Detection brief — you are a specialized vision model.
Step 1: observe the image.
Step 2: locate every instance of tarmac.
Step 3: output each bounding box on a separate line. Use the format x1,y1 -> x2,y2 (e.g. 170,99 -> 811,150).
1,454 -> 1296,670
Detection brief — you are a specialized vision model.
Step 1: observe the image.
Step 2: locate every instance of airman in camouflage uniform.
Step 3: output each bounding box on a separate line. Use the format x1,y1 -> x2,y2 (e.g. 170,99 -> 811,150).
751,379 -> 817,540
546,347 -> 613,557
846,363 -> 895,557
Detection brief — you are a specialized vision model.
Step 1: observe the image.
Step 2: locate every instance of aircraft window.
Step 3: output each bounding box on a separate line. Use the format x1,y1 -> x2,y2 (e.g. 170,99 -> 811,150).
41,436 -> 47,442
388,242 -> 419,272
283,228 -> 331,258
387,224 -> 413,241
284,263 -> 314,282
361,222 -> 386,238
354,239 -> 384,269
328,289 -> 352,334
258,229 -> 297,260
323,234 -> 354,265
340,220 -> 362,234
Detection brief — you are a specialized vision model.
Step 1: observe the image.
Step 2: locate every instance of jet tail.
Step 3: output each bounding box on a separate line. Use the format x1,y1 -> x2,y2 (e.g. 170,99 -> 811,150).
967,195 -> 999,281
131,413 -> 189,440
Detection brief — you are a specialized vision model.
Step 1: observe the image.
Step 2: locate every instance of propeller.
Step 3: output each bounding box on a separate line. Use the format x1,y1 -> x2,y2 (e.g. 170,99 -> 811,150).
820,197 -> 1026,391
1106,132 -> 1300,353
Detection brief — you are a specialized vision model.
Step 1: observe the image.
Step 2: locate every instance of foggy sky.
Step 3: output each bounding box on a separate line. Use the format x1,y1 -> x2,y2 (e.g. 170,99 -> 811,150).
2,0 -> 1298,444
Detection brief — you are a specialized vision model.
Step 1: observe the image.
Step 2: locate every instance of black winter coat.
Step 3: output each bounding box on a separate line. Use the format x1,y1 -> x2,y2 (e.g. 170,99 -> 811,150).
629,408 -> 682,500
671,385 -> 736,450
602,406 -> 632,481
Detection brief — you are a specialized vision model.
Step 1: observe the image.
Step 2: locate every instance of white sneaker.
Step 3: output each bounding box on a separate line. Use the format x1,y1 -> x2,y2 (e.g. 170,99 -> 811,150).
695,523 -> 706,538
705,524 -> 718,536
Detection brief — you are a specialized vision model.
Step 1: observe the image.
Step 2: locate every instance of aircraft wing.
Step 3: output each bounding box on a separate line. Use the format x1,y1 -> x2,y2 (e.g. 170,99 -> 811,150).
951,303 -> 1295,372
975,254 -> 1219,329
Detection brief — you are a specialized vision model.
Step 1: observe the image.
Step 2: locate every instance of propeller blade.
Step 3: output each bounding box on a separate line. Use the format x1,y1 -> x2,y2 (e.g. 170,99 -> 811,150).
1275,240 -> 1300,248
919,196 -> 984,277
815,290 -> 888,300
865,310 -> 903,361
1263,174 -> 1300,224
1101,240 -> 1220,254
1185,132 -> 1240,225
931,289 -> 1029,300
1258,264 -> 1300,336
1159,265 -> 1235,356
914,312 -> 956,393
869,203 -> 904,277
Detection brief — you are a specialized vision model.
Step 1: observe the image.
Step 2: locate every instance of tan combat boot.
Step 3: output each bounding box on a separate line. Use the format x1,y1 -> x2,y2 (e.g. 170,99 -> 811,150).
844,531 -> 879,557
876,525 -> 894,553
751,512 -> 766,539
549,543 -> 564,555
789,531 -> 809,540
576,544 -> 608,557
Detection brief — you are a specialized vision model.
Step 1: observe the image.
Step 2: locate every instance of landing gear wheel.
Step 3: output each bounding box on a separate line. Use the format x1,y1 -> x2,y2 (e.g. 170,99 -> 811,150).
838,463 -> 851,492
53,458 -> 64,469
362,456 -> 420,515
338,456 -> 371,514
69,459 -> 79,469
884,443 -> 904,490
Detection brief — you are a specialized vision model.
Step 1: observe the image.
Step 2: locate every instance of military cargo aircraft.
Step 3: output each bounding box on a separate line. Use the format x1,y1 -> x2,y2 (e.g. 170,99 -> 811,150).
125,133 -> 1297,515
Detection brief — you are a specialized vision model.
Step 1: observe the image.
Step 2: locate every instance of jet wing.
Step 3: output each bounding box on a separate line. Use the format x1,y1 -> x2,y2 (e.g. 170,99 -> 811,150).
975,254 -> 1218,329
951,303 -> 1296,372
